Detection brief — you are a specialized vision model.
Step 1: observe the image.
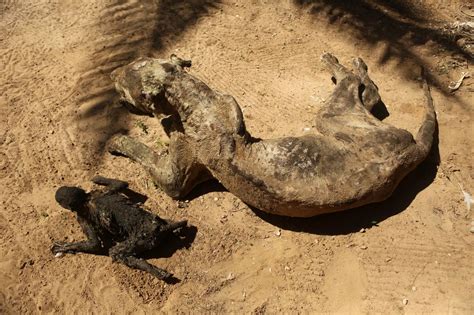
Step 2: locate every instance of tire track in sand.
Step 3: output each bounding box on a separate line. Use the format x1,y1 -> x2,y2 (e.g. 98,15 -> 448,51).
363,240 -> 474,313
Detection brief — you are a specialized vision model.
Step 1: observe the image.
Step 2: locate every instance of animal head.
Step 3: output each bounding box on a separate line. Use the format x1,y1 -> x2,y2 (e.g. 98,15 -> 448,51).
55,186 -> 88,212
111,54 -> 191,116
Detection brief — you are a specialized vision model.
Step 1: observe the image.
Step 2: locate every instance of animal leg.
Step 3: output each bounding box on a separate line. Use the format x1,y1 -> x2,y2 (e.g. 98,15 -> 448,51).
108,133 -> 210,198
91,175 -> 129,193
51,216 -> 102,254
353,57 -> 381,112
314,54 -> 377,136
109,240 -> 172,280
321,53 -> 353,83
316,53 -> 363,118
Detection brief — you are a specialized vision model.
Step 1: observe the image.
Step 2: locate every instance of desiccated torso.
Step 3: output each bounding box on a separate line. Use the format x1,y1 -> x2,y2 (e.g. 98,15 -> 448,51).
86,192 -> 166,242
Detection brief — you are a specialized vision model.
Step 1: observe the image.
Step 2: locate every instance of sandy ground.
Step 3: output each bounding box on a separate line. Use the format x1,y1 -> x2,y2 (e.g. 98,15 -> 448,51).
1,0 -> 473,313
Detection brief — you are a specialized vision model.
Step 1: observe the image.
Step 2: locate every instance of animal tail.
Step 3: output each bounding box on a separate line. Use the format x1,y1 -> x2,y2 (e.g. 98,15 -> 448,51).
414,68 -> 437,158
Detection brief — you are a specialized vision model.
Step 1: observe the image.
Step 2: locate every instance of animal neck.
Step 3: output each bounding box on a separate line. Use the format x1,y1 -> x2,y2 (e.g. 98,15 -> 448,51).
163,72 -> 215,123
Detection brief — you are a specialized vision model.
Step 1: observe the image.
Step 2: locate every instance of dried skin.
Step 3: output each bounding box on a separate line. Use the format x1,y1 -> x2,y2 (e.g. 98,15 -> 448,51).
109,54 -> 436,217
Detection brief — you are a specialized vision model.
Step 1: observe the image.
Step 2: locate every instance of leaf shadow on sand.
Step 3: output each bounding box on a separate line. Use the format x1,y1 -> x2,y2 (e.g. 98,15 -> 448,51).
293,0 -> 472,108
72,0 -> 220,163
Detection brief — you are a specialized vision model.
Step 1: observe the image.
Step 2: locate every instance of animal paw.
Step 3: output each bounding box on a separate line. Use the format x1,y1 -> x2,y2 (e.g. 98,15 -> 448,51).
51,242 -> 75,255
321,52 -> 339,65
151,267 -> 172,280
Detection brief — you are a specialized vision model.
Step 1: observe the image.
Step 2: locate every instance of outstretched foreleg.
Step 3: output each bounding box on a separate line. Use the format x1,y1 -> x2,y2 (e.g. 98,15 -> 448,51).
51,216 -> 102,255
107,133 -> 211,199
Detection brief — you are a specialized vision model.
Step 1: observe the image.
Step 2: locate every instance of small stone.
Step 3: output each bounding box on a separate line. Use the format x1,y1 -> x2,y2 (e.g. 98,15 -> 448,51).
275,229 -> 281,237
360,228 -> 366,233
402,298 -> 408,305
470,226 -> 474,233
55,252 -> 64,258
385,257 -> 392,262
412,286 -> 416,291
318,270 -> 325,277
226,272 -> 235,281
360,245 -> 368,250
314,239 -> 319,244
213,197 -> 219,202
284,265 -> 291,271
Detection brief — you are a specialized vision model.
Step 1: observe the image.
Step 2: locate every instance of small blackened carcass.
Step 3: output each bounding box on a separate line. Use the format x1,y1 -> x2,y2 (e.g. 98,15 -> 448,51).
52,175 -> 187,281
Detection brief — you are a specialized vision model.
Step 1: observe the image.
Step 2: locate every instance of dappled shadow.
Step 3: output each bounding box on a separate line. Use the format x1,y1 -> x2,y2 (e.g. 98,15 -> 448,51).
151,0 -> 220,50
294,0 -> 472,103
73,0 -> 157,159
73,0 -> 220,161
254,124 -> 440,235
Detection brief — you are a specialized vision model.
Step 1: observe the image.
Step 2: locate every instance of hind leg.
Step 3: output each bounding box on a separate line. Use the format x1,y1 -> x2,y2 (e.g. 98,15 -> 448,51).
315,54 -> 380,136
353,57 -> 381,112
317,53 -> 363,116
320,54 -> 382,112
108,133 -> 211,199
321,53 -> 354,83
109,239 -> 172,280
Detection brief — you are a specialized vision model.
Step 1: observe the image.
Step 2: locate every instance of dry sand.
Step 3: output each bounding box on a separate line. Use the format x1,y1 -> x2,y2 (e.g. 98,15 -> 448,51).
1,0 -> 473,313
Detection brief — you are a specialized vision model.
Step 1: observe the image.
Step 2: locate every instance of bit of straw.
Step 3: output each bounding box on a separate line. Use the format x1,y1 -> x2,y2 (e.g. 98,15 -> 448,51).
448,72 -> 470,92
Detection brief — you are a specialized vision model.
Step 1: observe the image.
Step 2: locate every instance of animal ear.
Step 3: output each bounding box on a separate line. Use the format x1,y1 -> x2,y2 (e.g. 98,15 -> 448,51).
170,54 -> 192,68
